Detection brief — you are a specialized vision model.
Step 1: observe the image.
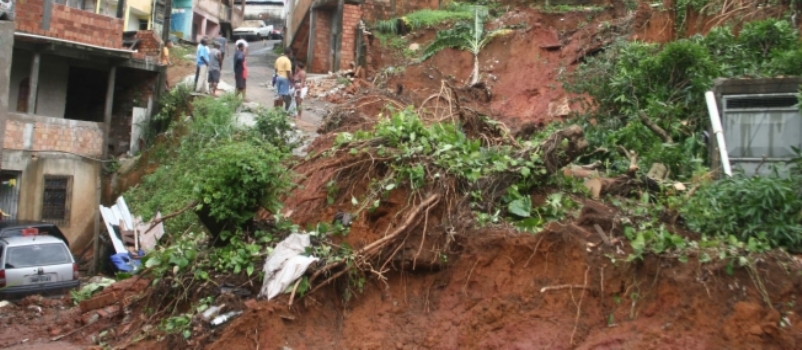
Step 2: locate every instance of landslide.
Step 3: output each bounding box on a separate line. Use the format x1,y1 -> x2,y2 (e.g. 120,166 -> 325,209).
211,223 -> 802,349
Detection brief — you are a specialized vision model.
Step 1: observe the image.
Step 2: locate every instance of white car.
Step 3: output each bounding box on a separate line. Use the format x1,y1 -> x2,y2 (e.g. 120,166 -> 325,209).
0,0 -> 14,21
0,235 -> 80,299
233,20 -> 281,41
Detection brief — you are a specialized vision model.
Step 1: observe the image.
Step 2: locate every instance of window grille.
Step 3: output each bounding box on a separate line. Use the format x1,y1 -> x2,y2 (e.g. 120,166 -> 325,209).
42,175 -> 72,226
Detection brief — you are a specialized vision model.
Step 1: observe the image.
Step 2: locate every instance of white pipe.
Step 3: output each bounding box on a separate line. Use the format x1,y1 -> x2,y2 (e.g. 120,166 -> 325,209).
705,91 -> 733,177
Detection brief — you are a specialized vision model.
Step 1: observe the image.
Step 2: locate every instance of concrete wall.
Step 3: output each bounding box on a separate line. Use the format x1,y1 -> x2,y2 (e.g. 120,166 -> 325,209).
0,23 -> 12,112
7,51 -> 69,118
2,150 -> 100,252
0,21 -> 13,170
245,4 -> 284,19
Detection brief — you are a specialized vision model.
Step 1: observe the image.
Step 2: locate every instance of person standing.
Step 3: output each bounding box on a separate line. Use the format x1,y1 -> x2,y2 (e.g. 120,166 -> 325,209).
161,40 -> 173,90
234,42 -> 247,100
215,33 -> 227,69
195,39 -> 210,93
274,48 -> 293,110
293,62 -> 308,119
194,37 -> 206,87
161,40 -> 173,66
208,42 -> 222,96
235,37 -> 249,55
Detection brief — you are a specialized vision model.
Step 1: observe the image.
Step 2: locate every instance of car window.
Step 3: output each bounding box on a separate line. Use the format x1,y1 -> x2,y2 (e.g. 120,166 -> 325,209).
6,243 -> 71,268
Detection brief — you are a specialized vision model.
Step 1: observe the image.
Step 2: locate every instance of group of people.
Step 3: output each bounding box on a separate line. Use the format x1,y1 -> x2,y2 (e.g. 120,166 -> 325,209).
162,33 -> 307,117
192,34 -> 244,97
273,48 -> 307,119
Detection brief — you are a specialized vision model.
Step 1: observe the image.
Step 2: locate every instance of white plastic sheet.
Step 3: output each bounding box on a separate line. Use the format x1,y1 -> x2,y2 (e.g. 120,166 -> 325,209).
258,233 -> 318,300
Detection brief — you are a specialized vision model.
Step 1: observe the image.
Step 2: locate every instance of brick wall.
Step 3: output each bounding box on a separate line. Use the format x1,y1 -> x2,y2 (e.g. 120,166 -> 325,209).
290,16 -> 310,65
15,0 -> 124,49
132,31 -> 162,61
312,10 -> 333,73
3,116 -> 104,156
340,4 -> 362,70
109,68 -> 159,155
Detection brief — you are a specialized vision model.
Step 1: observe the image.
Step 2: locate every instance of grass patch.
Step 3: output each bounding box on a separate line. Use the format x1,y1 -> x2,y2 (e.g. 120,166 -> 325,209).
374,4 -> 477,34
537,4 -> 607,13
170,44 -> 195,63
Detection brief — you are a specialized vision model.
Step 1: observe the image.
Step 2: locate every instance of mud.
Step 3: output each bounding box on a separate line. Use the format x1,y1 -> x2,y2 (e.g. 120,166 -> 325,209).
208,222 -> 802,349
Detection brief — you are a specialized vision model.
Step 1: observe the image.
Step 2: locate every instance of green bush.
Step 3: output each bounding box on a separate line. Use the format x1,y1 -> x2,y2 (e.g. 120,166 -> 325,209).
681,175 -> 802,251
127,96 -> 294,234
564,19 -> 802,179
194,139 -> 291,224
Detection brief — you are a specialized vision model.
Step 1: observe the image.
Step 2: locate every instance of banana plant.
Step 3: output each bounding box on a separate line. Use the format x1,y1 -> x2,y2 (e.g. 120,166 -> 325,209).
422,7 -> 512,86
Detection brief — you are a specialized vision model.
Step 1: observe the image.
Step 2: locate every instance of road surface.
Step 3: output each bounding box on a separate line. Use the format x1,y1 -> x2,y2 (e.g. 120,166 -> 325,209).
218,39 -> 330,139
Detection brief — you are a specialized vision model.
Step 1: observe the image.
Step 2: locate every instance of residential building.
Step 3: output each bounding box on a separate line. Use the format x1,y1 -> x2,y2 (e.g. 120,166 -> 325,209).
0,0 -> 166,260
124,0 -> 169,38
237,0 -> 285,24
170,0 -> 245,40
287,0 -> 439,73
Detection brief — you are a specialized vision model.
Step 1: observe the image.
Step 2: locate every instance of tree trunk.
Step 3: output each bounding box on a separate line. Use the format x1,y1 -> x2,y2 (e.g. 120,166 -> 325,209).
470,53 -> 480,86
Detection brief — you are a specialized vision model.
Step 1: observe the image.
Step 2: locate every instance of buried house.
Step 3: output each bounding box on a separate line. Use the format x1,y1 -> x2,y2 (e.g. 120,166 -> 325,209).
0,0 -> 167,266
709,77 -> 802,177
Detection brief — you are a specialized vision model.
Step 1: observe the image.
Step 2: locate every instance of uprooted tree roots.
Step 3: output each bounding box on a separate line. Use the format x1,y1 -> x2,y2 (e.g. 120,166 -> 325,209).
293,101 -> 589,300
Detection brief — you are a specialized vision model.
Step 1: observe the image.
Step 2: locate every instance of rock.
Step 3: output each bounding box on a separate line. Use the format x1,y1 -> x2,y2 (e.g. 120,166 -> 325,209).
49,328 -> 62,336
0,301 -> 12,308
408,43 -> 420,51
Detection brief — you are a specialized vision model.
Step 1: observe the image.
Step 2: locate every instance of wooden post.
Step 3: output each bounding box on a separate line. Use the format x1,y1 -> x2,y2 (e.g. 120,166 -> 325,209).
306,10 -> 316,72
27,53 -> 40,115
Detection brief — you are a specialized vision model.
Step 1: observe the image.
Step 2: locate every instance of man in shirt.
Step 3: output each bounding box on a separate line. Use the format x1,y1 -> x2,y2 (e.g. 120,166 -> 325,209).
195,39 -> 210,93
215,33 -> 227,69
235,38 -> 249,55
274,48 -> 293,110
208,42 -> 222,96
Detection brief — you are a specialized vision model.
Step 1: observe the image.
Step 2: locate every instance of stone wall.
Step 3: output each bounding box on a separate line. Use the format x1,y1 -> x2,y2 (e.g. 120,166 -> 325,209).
15,0 -> 124,48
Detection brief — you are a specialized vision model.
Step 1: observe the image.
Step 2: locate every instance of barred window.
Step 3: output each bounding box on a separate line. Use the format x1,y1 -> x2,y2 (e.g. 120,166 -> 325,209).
42,175 -> 72,226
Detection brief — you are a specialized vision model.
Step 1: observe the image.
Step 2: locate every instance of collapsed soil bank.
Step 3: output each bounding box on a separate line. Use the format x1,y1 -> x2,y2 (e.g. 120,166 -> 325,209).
208,221 -> 802,349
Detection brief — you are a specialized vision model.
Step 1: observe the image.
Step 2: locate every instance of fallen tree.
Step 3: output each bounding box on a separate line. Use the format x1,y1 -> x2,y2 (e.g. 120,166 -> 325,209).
292,104 -> 589,294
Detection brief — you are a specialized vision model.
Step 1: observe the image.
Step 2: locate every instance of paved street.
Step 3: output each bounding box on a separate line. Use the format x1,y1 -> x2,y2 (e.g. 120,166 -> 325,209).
218,39 -> 331,139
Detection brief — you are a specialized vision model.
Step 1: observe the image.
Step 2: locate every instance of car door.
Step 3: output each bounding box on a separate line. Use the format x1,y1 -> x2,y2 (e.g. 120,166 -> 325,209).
4,243 -> 74,287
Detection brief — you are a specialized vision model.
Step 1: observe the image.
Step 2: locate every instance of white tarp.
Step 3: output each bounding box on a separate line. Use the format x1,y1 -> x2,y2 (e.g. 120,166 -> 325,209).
258,233 -> 318,300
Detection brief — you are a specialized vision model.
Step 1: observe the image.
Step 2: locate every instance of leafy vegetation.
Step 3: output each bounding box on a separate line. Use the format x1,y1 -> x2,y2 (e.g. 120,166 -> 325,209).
332,107 -> 581,225
422,7 -> 512,85
564,19 -> 802,179
681,174 -> 802,251
127,93 -> 297,234
374,3 -> 476,34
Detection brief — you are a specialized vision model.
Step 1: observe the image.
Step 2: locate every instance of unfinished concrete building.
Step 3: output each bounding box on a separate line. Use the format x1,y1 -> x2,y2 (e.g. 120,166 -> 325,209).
0,0 -> 167,256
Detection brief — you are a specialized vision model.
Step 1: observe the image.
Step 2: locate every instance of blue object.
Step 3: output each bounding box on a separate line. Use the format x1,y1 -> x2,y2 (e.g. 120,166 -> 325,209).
110,252 -> 142,272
